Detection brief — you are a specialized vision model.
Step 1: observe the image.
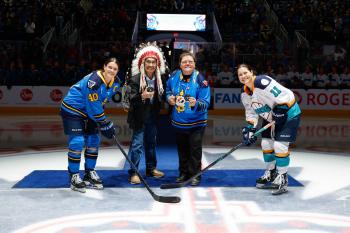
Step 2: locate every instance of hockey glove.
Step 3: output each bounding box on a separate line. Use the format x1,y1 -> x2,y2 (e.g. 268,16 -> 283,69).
242,125 -> 257,146
99,120 -> 115,139
272,105 -> 288,127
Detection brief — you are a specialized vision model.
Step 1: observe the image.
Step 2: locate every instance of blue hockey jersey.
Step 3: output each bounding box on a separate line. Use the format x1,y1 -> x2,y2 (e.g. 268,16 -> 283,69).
61,70 -> 120,123
166,69 -> 210,129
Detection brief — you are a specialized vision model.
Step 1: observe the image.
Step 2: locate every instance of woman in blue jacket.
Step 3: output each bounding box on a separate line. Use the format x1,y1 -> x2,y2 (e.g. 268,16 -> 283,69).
166,51 -> 210,186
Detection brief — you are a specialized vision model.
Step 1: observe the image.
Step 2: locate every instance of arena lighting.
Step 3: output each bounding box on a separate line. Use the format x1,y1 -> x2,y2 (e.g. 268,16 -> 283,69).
146,14 -> 206,31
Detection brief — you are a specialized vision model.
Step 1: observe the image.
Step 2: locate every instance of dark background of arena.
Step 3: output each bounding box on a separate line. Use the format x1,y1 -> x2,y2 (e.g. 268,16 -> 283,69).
0,0 -> 349,90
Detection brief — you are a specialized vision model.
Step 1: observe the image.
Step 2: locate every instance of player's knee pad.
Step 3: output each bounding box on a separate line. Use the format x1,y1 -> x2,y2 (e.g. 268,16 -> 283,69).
261,138 -> 274,151
85,134 -> 100,148
67,135 -> 84,173
274,141 -> 290,167
68,135 -> 85,151
273,141 -> 289,157
261,138 -> 275,162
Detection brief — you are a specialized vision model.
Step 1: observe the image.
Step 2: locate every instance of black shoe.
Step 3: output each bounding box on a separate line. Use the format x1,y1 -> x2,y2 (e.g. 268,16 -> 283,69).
190,177 -> 201,186
176,174 -> 187,183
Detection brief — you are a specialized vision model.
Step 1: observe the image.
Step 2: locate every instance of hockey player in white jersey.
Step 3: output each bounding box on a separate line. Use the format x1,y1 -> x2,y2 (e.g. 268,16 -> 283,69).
237,64 -> 301,195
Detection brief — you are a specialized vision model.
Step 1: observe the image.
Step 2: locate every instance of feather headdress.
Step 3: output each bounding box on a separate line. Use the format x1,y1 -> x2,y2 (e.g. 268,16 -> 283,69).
131,42 -> 166,94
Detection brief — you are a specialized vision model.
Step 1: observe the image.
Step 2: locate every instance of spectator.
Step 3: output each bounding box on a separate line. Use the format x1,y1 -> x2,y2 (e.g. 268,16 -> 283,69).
300,65 -> 314,89
217,64 -> 234,87
340,66 -> 350,89
287,64 -> 301,88
329,65 -> 341,89
314,66 -> 329,89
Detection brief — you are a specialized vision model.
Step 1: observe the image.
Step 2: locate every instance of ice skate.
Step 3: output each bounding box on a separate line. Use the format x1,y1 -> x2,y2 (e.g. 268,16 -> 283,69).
271,173 -> 288,195
70,173 -> 86,193
83,170 -> 104,190
256,167 -> 277,189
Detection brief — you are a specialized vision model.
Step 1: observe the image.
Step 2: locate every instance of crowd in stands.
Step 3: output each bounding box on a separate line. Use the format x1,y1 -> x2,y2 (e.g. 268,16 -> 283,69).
196,54 -> 350,89
267,0 -> 350,44
0,0 -> 349,89
0,0 -> 82,39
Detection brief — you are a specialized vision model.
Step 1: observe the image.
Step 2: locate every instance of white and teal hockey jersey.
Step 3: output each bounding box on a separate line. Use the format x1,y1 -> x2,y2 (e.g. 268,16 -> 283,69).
241,75 -> 301,127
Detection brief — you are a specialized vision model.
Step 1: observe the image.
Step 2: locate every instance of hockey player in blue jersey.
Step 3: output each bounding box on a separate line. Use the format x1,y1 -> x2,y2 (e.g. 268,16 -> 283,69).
237,63 -> 301,195
60,57 -> 121,193
166,51 -> 210,186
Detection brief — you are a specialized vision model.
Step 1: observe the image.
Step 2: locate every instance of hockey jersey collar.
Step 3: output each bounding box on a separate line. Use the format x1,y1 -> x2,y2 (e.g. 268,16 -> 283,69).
243,75 -> 256,95
179,70 -> 199,83
97,70 -> 115,88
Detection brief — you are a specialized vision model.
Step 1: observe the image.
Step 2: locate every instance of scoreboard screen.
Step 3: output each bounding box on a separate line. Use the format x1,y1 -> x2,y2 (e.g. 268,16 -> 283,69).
146,14 -> 206,31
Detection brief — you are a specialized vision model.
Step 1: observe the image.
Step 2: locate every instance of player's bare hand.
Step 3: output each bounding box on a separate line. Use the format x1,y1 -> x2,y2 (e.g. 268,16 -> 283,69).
168,95 -> 176,106
188,97 -> 196,107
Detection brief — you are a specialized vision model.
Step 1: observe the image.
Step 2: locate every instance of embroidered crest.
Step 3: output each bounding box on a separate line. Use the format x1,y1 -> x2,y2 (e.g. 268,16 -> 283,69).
202,80 -> 208,87
88,80 -> 96,89
261,78 -> 269,86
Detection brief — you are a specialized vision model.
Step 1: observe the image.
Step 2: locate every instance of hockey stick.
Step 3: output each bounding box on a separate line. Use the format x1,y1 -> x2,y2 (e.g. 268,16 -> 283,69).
160,121 -> 275,189
113,135 -> 181,203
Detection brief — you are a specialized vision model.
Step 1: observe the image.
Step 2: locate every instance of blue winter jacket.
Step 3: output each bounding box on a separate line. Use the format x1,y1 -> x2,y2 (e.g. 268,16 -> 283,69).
166,69 -> 210,130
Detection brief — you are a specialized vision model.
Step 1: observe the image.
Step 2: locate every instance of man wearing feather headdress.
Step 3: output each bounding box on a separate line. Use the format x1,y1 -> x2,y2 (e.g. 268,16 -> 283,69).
126,42 -> 168,184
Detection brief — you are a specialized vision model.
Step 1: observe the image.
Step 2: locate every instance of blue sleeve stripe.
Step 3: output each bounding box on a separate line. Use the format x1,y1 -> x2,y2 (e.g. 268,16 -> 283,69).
62,101 -> 87,118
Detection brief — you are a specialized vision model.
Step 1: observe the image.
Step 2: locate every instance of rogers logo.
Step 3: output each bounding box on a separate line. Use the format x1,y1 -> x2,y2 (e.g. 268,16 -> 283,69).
0,89 -> 3,100
50,89 -> 63,102
20,89 -> 33,101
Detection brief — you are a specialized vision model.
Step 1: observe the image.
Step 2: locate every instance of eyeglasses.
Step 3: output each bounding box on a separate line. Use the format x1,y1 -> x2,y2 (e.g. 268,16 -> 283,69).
181,60 -> 195,64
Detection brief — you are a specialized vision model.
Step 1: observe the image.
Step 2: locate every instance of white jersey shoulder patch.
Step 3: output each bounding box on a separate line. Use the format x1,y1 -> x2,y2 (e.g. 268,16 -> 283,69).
254,75 -> 272,89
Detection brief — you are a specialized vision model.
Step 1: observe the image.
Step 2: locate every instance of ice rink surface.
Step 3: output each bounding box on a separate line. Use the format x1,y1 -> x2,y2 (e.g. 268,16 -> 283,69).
0,114 -> 349,233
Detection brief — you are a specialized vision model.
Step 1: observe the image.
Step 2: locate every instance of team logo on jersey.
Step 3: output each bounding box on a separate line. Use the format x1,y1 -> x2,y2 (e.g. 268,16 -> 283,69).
261,78 -> 269,86
88,80 -> 97,89
252,102 -> 272,121
202,80 -> 208,87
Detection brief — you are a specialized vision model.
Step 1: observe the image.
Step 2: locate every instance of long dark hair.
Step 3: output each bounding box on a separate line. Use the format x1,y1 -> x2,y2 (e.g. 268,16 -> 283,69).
237,63 -> 255,74
103,57 -> 120,68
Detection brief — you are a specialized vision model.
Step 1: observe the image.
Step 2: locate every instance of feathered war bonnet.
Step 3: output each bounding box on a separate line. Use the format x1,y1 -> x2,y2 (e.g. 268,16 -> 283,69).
131,41 -> 166,94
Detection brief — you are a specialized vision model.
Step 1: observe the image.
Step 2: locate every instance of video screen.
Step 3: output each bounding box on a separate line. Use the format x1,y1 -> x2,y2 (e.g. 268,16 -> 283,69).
146,14 -> 206,31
